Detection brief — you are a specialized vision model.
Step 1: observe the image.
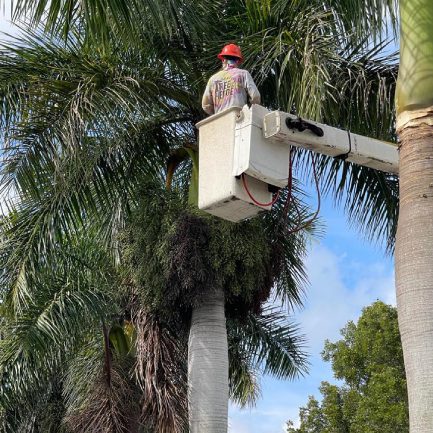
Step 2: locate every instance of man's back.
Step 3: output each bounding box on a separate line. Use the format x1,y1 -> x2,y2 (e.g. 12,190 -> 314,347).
202,67 -> 261,115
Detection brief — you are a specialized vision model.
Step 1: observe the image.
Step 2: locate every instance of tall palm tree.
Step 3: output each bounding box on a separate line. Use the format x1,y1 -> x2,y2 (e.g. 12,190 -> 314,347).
395,1 -> 433,432
0,20 -> 310,433
0,1 -> 400,432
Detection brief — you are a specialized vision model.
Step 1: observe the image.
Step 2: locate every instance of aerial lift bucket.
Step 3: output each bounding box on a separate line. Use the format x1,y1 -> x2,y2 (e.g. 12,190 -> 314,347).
196,105 -> 289,222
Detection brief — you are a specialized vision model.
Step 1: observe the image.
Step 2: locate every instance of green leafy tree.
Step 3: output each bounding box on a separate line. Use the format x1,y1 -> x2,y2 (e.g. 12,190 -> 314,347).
287,301 -> 408,433
286,396 -> 326,433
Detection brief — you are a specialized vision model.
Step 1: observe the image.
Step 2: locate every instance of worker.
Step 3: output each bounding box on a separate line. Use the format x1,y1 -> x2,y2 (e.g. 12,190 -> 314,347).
202,44 -> 261,115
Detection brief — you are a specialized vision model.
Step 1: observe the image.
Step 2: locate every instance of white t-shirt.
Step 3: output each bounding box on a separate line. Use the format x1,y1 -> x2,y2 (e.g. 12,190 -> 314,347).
202,67 -> 261,115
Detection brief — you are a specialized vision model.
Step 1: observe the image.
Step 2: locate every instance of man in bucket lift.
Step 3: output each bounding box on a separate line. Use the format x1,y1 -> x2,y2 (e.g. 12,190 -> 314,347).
202,44 -> 261,115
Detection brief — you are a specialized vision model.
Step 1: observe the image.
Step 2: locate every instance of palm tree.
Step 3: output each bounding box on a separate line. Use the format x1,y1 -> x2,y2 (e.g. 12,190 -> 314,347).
0,175 -> 309,432
0,18 -> 310,433
0,1 -> 400,432
395,1 -> 433,432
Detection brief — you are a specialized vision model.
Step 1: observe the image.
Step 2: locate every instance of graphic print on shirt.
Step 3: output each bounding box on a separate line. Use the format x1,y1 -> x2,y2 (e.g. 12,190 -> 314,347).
202,66 -> 260,115
211,70 -> 244,112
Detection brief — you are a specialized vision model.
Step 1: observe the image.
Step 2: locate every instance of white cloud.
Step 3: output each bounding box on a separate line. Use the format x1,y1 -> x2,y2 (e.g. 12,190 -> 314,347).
298,242 -> 395,356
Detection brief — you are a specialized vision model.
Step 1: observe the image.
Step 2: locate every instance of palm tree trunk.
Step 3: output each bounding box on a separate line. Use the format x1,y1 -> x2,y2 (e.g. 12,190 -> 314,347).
395,0 -> 433,431
396,108 -> 433,433
188,287 -> 228,433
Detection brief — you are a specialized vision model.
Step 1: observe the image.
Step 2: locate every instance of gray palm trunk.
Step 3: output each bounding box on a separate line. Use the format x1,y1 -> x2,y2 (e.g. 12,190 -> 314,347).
395,0 -> 433,431
188,286 -> 229,433
396,115 -> 433,433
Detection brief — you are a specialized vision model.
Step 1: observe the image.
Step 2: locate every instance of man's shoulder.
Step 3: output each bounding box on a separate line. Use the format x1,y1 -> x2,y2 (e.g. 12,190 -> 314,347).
209,69 -> 229,80
209,68 -> 247,80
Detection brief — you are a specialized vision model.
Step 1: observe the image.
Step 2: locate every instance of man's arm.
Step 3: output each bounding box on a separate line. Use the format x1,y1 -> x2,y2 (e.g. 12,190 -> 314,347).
202,79 -> 214,115
244,71 -> 261,105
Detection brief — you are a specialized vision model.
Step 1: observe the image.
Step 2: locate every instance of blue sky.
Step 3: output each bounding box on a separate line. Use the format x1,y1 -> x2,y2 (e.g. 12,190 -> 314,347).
0,8 -> 396,433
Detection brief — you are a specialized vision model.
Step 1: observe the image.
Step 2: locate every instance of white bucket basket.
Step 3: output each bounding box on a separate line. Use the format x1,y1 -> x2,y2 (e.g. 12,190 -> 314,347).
196,105 -> 289,222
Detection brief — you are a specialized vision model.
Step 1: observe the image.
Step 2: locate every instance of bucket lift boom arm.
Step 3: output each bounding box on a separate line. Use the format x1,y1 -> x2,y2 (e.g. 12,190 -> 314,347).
263,110 -> 398,175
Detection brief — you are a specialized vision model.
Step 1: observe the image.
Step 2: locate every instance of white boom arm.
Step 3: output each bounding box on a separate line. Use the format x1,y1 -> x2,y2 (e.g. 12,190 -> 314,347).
263,111 -> 398,174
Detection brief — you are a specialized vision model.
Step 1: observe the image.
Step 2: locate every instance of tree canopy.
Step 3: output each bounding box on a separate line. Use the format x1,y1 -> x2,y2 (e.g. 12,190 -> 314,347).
287,301 -> 408,433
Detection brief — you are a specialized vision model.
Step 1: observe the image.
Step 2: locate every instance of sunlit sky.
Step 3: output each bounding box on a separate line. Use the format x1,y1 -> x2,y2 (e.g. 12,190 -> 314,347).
0,8 -> 397,433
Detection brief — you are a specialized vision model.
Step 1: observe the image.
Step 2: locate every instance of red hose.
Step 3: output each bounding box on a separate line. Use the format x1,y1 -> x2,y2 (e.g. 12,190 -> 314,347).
241,173 -> 280,207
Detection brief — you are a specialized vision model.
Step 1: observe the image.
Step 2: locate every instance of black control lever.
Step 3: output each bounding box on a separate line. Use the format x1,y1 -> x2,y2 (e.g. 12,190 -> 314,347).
285,117 -> 324,137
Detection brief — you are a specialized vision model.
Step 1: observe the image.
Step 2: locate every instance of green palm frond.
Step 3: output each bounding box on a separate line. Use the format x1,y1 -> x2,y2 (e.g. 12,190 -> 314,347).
0,209 -> 117,312
318,41 -> 397,140
237,0 -> 397,51
0,231 -> 115,430
322,0 -> 399,41
229,308 -> 309,381
242,11 -> 397,127
262,183 -> 321,309
0,31 -> 200,299
7,0 -> 224,48
0,236 -> 115,409
237,4 -> 398,251
6,0 -> 398,49
248,22 -> 398,247
0,378 -> 67,433
319,158 -> 399,252
62,338 -> 106,418
0,128 -> 163,307
228,337 -> 260,407
0,31 -> 195,167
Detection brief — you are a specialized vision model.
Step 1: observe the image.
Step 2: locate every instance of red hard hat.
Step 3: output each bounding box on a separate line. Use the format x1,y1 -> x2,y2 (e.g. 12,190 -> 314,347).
217,44 -> 243,62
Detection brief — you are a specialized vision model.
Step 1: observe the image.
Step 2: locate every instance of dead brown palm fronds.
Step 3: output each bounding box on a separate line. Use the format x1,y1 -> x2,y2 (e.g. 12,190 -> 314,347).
65,360 -> 141,433
134,308 -> 188,433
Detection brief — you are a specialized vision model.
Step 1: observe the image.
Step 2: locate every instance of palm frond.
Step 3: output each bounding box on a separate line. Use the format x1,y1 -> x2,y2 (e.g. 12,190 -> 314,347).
263,181 -> 320,309
134,308 -> 188,433
66,359 -> 141,433
0,378 -> 67,433
229,308 -> 309,381
228,337 -> 260,407
0,31 -> 201,300
247,22 -> 398,248
322,0 -> 399,42
8,0 -> 223,46
0,230 -> 116,416
319,158 -> 399,252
